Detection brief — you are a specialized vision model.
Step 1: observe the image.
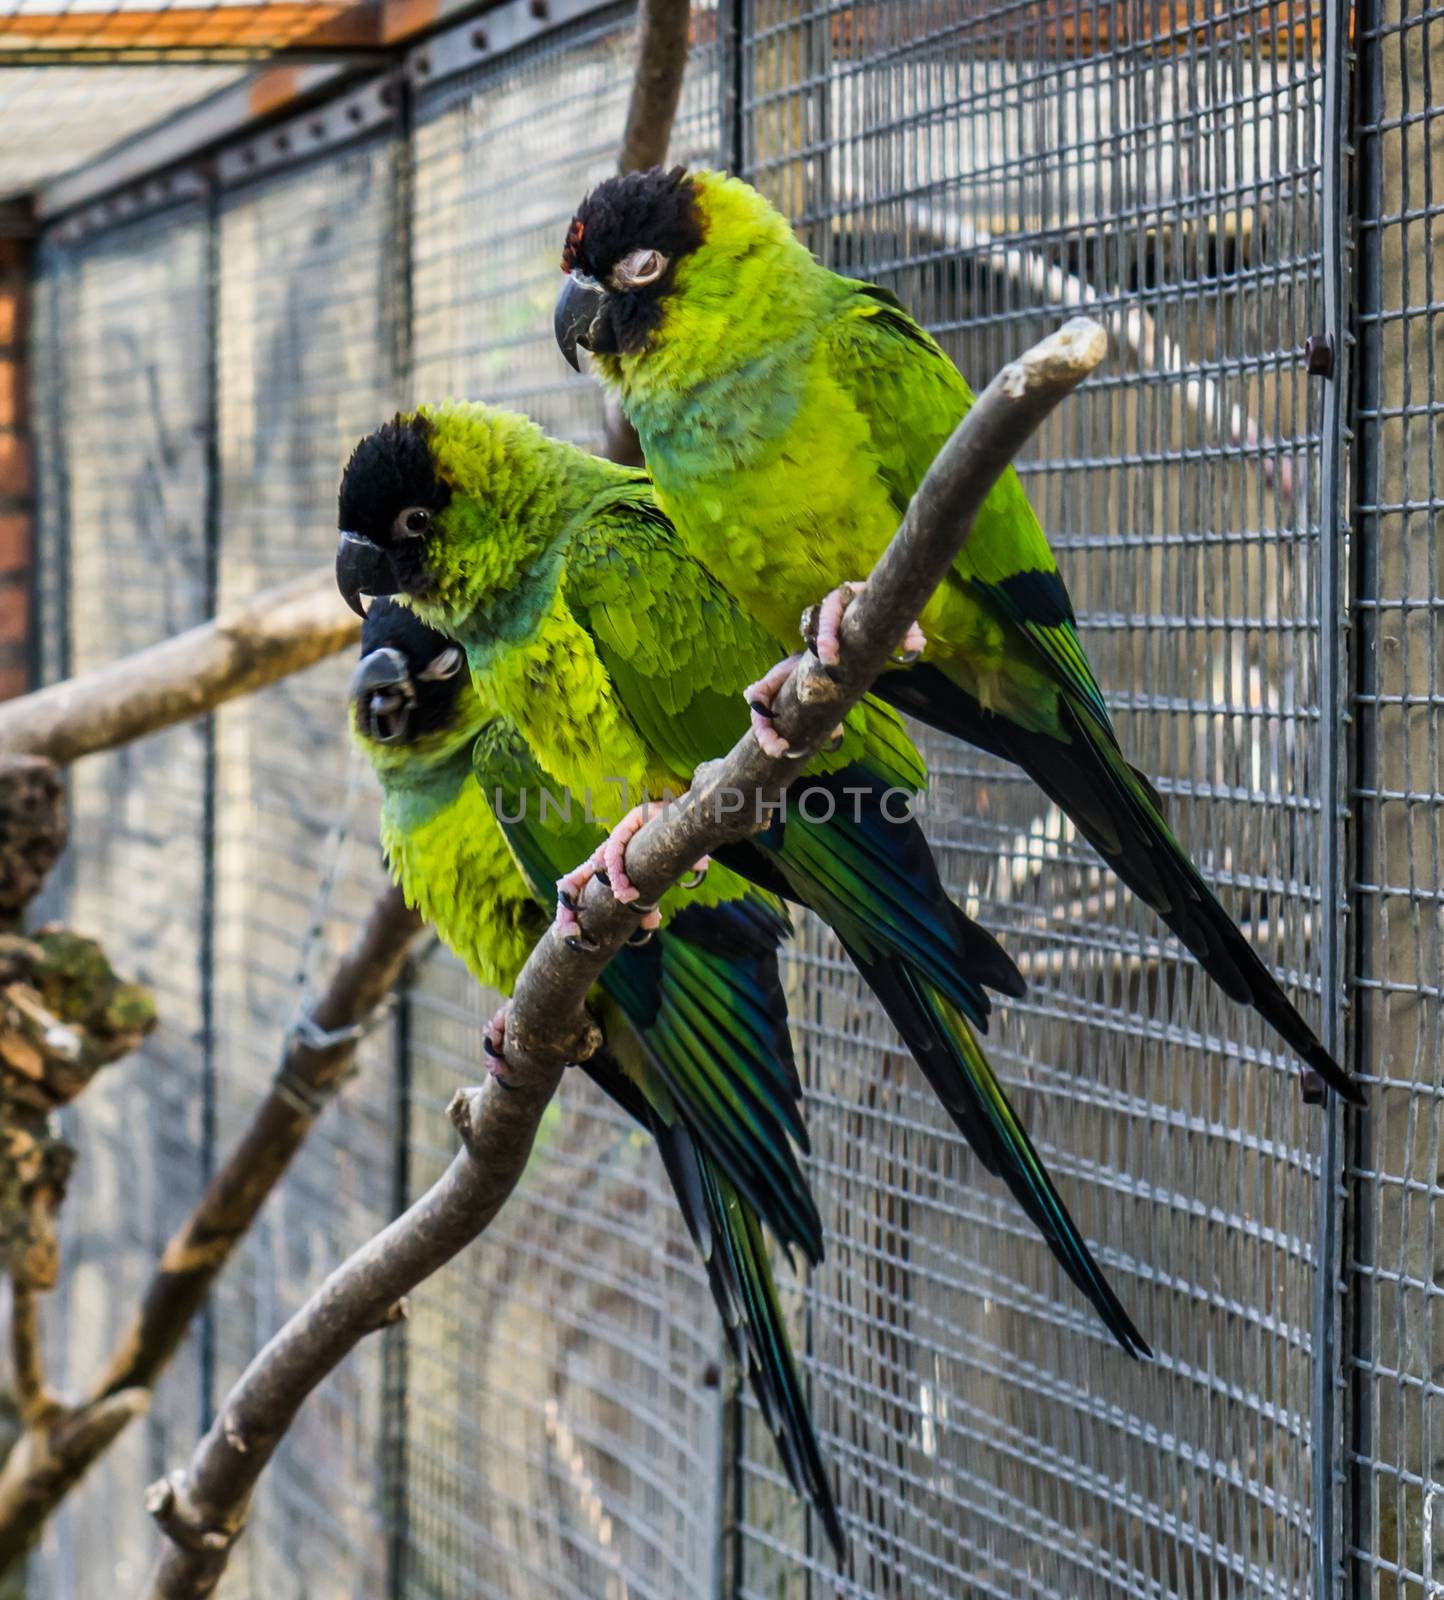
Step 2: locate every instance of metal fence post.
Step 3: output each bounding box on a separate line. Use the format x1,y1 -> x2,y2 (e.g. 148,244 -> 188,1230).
197,164 -> 224,1438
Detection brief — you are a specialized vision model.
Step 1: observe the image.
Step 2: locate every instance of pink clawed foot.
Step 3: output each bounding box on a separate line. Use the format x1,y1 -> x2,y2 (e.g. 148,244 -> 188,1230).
745,655 -> 803,758
598,804 -> 672,921
814,580 -> 926,668
745,653 -> 844,758
483,1002 -> 513,1085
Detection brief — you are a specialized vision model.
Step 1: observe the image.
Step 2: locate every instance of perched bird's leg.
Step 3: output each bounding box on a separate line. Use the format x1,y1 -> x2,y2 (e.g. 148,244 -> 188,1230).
745,655 -> 845,759
804,579 -> 927,670
483,1002 -> 514,1087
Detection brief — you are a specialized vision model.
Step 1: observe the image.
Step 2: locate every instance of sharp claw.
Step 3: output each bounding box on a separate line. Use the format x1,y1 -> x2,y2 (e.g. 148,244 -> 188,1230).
565,932 -> 601,954
825,725 -> 845,752
594,866 -> 611,888
627,925 -> 655,947
627,899 -> 660,917
483,1003 -> 512,1083
682,858 -> 710,889
488,1064 -> 516,1090
557,887 -> 576,912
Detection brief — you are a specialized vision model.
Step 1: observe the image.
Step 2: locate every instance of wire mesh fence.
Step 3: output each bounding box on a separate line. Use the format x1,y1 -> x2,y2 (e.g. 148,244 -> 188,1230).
11,0 -> 1440,1595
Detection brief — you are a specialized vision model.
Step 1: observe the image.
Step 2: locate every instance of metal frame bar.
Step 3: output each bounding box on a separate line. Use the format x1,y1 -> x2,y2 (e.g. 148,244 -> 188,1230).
214,70 -> 401,187
401,0 -> 626,90
1343,0 -> 1386,1586
1312,0 -> 1357,1583
196,164 -> 223,1435
34,0 -> 627,221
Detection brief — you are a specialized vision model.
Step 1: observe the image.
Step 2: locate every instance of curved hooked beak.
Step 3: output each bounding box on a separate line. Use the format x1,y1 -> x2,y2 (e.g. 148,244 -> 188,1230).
336,531 -> 401,618
348,646 -> 414,745
554,274 -> 615,371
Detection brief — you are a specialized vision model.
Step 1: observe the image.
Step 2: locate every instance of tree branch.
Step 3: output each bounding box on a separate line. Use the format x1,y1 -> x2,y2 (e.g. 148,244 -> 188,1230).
0,568 -> 357,766
93,885 -> 422,1400
141,316 -> 1108,1600
618,0 -> 691,176
9,1287 -> 52,1431
0,887 -> 420,1576
604,0 -> 692,466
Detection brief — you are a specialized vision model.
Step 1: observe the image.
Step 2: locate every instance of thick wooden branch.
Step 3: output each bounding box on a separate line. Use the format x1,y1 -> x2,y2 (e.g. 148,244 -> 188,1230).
0,887 -> 419,1578
8,1287 -> 51,1432
142,317 -> 1108,1600
604,0 -> 692,466
618,0 -> 691,176
0,568 -> 357,766
93,885 -> 422,1400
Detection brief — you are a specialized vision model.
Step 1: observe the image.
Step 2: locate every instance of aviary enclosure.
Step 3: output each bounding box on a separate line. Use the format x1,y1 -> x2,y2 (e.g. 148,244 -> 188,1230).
0,0 -> 1437,1594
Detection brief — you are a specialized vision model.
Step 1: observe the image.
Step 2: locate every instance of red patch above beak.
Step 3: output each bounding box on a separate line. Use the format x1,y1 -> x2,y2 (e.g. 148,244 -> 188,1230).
561,217 -> 585,274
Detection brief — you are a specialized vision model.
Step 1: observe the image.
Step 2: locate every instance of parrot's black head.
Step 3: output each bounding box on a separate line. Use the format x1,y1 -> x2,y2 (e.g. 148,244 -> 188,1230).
336,414 -> 452,617
554,165 -> 704,367
349,598 -> 468,749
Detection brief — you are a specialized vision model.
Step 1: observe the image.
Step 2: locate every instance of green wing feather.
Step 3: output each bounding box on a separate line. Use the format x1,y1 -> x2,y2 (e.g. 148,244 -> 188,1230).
565,485 -> 925,791
473,721 -> 824,1261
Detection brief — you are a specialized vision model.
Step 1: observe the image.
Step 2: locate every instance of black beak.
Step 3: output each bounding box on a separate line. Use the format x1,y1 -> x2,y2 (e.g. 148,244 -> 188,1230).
336,531 -> 400,618
554,274 -> 613,370
348,647 -> 414,745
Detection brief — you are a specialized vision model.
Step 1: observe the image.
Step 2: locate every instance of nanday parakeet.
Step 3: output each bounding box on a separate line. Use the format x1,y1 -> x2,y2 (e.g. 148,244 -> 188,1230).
551,165 -> 1361,1108
334,406 -> 1148,1358
348,598 -> 845,1552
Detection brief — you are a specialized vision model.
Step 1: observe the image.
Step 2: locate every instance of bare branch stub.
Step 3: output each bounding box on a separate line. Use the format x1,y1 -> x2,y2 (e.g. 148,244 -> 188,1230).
142,317 -> 1108,1600
603,0 -> 692,465
617,0 -> 691,177
0,568 -> 358,767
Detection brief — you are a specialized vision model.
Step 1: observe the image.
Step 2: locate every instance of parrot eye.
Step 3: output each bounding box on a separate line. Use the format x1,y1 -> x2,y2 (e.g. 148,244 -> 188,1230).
394,506 -> 432,539
613,248 -> 666,290
419,646 -> 464,681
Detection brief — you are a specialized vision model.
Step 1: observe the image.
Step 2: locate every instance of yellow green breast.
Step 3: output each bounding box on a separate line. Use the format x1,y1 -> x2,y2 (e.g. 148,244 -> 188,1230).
381,777 -> 540,994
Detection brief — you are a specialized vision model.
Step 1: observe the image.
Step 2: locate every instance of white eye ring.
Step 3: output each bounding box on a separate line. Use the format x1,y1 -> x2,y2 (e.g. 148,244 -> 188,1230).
613,247 -> 666,290
419,647 -> 464,681
394,506 -> 432,539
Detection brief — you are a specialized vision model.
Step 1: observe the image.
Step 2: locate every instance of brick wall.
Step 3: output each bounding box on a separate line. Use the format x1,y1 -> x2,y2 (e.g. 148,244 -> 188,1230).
0,227 -> 31,703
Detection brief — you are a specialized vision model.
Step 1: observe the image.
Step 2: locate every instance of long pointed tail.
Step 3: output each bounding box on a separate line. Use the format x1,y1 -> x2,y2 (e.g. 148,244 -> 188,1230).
722,764 -> 1025,1027
651,1116 -> 847,1560
843,947 -> 1150,1359
878,666 -> 1361,1104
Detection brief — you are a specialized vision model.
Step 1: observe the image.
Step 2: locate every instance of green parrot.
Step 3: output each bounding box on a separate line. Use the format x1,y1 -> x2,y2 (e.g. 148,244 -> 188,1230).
334,404 -> 1148,1358
550,165 -> 1361,1107
348,597 -> 844,1553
